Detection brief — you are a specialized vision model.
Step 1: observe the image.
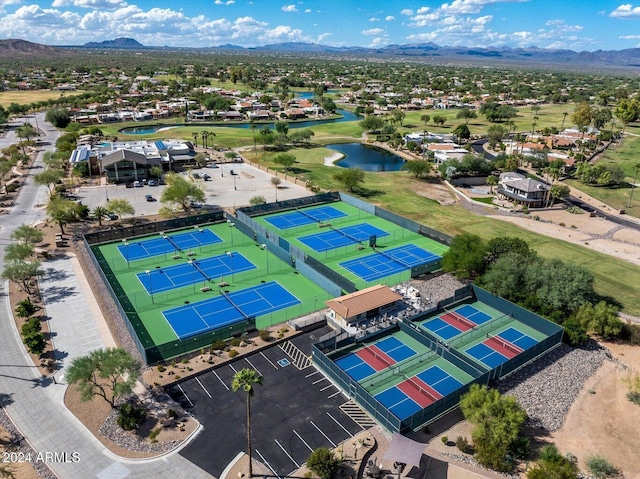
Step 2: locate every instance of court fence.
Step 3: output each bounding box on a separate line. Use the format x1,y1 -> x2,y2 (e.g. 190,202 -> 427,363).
237,191 -> 340,218
84,212 -> 225,245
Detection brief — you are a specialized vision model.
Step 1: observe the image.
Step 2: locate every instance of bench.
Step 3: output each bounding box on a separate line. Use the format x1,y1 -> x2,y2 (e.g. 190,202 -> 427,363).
186,251 -> 196,257
200,286 -> 212,292
218,281 -> 229,287
172,255 -> 181,259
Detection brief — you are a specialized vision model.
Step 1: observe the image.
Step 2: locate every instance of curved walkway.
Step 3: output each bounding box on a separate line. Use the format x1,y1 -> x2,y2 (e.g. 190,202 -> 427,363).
0,114 -> 214,478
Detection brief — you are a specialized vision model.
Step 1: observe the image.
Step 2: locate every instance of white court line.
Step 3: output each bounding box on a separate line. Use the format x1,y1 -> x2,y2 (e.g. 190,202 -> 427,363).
310,421 -> 336,447
320,384 -> 334,392
327,412 -> 352,436
177,385 -> 193,407
260,351 -> 278,370
293,430 -> 314,452
328,390 -> 342,399
255,449 -> 281,479
212,370 -> 229,390
195,377 -> 212,398
305,370 -> 319,378
274,439 -> 300,468
244,357 -> 262,376
312,377 -> 326,385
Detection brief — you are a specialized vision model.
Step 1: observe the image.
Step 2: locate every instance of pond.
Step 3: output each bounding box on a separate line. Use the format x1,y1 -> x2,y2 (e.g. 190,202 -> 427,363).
329,143 -> 406,172
119,125 -> 163,135
213,108 -> 361,130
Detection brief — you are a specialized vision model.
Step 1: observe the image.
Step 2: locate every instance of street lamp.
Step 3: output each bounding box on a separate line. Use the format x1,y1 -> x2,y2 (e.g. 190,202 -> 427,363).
261,244 -> 268,273
188,260 -> 196,293
233,175 -> 237,191
145,270 -> 154,304
226,251 -> 234,282
122,239 -> 129,268
227,220 -> 235,246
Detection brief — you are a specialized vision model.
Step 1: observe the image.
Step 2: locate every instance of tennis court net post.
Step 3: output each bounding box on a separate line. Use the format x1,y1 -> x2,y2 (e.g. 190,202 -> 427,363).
189,260 -> 210,281
218,288 -> 251,320
163,234 -> 182,253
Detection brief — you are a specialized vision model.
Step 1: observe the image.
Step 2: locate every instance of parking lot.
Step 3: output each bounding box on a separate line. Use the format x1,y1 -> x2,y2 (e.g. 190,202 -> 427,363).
167,327 -> 366,478
73,162 -> 309,217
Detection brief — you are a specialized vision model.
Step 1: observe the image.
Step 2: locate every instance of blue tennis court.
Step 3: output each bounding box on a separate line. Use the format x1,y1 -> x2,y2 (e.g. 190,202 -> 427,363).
416,366 -> 464,396
499,327 -> 538,350
265,205 -> 347,230
162,281 -> 301,339
298,223 -> 388,252
455,304 -> 493,325
465,343 -> 509,368
374,336 -> 417,362
335,354 -> 377,381
136,252 -> 255,294
118,229 -> 222,261
375,386 -> 422,420
339,244 -> 440,282
421,317 -> 463,340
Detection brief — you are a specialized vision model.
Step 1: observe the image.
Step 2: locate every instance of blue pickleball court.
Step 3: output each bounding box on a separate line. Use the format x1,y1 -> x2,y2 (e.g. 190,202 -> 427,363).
374,336 -> 417,362
455,304 -> 493,325
465,343 -> 509,368
265,205 -> 347,230
416,366 -> 464,397
298,223 -> 389,252
421,317 -> 463,340
162,281 -> 301,339
118,229 -> 222,262
136,252 -> 256,294
499,327 -> 538,350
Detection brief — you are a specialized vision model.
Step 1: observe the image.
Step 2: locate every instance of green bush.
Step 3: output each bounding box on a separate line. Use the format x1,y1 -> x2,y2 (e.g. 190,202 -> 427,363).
586,454 -> 619,478
228,349 -> 238,358
23,331 -> 46,355
117,403 -> 147,431
148,427 -> 161,443
229,337 -> 242,347
306,447 -> 340,479
157,365 -> 166,373
509,436 -> 530,459
5,183 -> 19,193
21,317 -> 41,336
441,435 -> 448,444
259,329 -> 271,341
562,318 -> 589,346
455,436 -> 473,454
211,340 -> 227,351
627,391 -> 640,405
16,298 -> 38,318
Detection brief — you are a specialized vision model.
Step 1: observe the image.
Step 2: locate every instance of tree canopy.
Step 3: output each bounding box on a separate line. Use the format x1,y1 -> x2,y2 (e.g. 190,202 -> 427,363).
402,159 -> 432,178
160,173 -> 206,211
333,168 -> 365,193
441,233 -> 487,279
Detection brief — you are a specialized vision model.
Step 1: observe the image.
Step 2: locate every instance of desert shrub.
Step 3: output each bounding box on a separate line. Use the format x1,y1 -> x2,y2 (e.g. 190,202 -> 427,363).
441,435 -> 448,444
167,408 -> 177,418
509,436 -> 530,459
228,349 -> 238,358
586,454 -> 619,478
259,329 -> 271,341
16,298 -> 38,318
306,447 -> 340,479
5,183 -> 19,193
628,391 -> 640,405
181,358 -> 189,364
157,364 -> 166,372
229,337 -> 241,347
21,317 -> 41,335
211,340 -> 227,351
23,330 -> 46,355
456,436 -> 473,454
148,427 -> 161,443
620,322 -> 640,345
116,403 -> 146,431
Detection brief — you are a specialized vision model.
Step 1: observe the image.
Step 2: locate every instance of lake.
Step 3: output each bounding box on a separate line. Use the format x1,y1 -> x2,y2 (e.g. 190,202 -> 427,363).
329,143 -> 406,172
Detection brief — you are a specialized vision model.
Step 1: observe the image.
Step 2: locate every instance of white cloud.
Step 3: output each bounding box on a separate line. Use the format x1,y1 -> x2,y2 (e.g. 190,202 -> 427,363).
214,0 -> 235,4
369,17 -> 379,21
259,24 -> 307,42
400,8 -> 413,15
440,0 -> 528,15
317,32 -> 331,43
620,34 -> 640,39
304,8 -> 311,13
369,36 -> 389,48
0,0 -> 21,6
361,28 -> 384,36
281,4 -> 297,12
416,7 -> 430,14
385,15 -> 395,21
51,0 -> 126,8
610,4 -> 640,17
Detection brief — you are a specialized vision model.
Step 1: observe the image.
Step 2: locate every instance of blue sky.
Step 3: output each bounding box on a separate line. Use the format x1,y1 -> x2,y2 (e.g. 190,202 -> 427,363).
0,0 -> 639,51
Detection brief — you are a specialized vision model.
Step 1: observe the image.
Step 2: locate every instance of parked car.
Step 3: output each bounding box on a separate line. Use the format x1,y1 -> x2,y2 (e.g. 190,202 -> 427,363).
202,173 -> 211,181
189,202 -> 203,209
145,195 -> 156,202
207,163 -> 219,169
125,182 -> 134,188
193,173 -> 201,179
147,180 -> 157,186
133,180 -> 142,187
106,213 -> 118,221
230,170 -> 237,175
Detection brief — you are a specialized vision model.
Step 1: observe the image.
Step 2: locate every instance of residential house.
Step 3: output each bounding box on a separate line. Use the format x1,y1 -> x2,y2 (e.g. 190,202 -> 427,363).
496,172 -> 549,208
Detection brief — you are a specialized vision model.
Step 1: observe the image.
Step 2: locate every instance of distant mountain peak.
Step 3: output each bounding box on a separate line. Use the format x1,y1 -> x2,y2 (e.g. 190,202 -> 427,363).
82,38 -> 145,49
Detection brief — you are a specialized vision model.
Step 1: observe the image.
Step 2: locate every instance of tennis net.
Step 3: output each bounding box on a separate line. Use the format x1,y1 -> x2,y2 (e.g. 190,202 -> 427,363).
329,225 -> 364,245
443,307 -> 476,329
366,346 -> 393,368
405,376 -> 439,403
296,207 -> 320,223
487,336 -> 523,355
164,234 -> 182,252
219,289 -> 251,320
190,261 -> 210,281
374,248 -> 413,269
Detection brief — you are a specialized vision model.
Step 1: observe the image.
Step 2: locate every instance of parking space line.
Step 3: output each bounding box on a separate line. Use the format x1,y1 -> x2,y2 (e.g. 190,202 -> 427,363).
305,370 -> 319,378
327,412 -> 352,436
320,384 -> 334,392
275,439 -> 300,468
311,420 -> 336,447
229,363 -> 238,374
212,370 -> 229,390
255,449 -> 281,479
244,357 -> 262,376
177,385 -> 193,407
312,377 -> 326,385
260,351 -> 278,369
328,390 -> 342,399
195,377 -> 212,398
293,430 -> 314,452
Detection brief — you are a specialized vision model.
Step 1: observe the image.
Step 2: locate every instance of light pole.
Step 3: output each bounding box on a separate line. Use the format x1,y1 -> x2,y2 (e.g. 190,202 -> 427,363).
146,270 -> 154,304
122,239 -> 129,268
233,175 -> 237,190
188,260 -> 196,292
227,220 -> 235,246
261,244 -> 268,273
226,251 -> 234,283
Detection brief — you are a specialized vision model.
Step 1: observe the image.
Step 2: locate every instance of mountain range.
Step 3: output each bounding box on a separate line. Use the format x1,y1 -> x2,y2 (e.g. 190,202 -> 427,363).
2,37 -> 640,71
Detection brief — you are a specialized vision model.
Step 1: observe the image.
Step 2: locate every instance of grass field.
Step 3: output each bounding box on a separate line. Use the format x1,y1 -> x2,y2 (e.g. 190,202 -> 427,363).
95,221 -> 330,349
0,90 -> 67,108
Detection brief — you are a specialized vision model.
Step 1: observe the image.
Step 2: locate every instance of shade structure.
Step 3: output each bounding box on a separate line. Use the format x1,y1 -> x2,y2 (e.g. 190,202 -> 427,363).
382,433 -> 426,468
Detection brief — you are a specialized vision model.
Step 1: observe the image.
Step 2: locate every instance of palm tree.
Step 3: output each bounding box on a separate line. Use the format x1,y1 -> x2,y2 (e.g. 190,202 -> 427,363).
628,162 -> 640,208
560,112 -> 568,130
232,368 -> 263,478
250,120 -> 257,153
201,131 -> 209,149
93,206 -> 109,226
487,175 -> 498,194
191,131 -> 199,148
